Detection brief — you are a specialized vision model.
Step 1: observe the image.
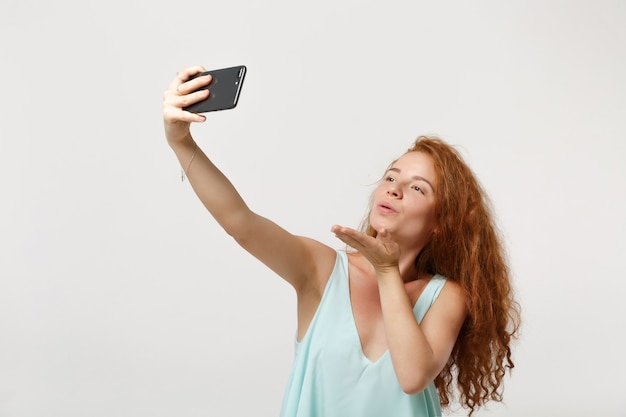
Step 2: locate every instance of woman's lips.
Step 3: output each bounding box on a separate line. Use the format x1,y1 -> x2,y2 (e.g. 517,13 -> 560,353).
377,202 -> 397,214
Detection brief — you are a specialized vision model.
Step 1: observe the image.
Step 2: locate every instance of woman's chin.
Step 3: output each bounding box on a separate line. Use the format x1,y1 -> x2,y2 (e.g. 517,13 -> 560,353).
370,220 -> 393,235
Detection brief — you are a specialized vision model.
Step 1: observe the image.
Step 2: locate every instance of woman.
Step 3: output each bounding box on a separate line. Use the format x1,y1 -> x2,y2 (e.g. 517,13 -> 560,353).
163,66 -> 520,417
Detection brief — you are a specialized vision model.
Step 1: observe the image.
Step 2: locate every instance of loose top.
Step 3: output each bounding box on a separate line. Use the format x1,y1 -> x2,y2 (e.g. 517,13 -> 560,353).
280,250 -> 447,417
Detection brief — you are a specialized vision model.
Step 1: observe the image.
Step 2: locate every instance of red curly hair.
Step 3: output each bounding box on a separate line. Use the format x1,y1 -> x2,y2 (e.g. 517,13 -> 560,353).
361,136 -> 521,416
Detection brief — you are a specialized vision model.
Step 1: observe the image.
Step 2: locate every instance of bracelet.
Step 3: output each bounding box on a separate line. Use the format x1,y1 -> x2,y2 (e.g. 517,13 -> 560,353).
181,143 -> 198,182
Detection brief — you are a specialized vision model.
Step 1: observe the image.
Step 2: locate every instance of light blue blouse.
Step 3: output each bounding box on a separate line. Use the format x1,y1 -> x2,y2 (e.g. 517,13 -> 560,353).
280,250 -> 447,417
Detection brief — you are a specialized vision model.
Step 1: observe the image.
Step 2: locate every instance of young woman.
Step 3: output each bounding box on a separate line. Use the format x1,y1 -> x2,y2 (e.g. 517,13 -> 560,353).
163,66 -> 520,417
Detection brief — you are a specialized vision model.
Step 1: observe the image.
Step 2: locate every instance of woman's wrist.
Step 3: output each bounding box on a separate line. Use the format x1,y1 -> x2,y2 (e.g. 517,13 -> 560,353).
167,131 -> 195,149
375,265 -> 402,284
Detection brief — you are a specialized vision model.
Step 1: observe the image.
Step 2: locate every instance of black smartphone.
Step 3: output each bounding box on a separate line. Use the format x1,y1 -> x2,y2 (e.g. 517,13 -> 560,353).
183,65 -> 246,113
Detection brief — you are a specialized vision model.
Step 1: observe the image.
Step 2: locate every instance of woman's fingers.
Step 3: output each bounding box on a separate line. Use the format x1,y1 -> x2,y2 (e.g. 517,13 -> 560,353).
164,65 -> 211,108
331,225 -> 368,249
163,66 -> 215,126
167,65 -> 207,90
163,89 -> 208,123
331,225 -> 386,256
332,225 -> 400,270
168,88 -> 210,110
163,104 -> 206,124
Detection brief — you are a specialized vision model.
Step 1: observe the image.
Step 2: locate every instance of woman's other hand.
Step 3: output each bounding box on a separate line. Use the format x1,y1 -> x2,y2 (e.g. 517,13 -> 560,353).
331,225 -> 400,274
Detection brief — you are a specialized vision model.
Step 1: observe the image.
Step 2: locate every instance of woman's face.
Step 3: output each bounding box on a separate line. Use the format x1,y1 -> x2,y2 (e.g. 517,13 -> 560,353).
369,151 -> 438,248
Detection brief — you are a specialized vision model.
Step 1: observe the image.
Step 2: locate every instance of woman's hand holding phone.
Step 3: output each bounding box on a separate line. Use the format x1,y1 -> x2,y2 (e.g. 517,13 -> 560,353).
163,66 -> 212,145
163,65 -> 247,145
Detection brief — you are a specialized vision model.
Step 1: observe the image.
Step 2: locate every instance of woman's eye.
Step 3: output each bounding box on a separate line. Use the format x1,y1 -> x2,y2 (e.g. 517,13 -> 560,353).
413,186 -> 424,194
385,176 -> 396,182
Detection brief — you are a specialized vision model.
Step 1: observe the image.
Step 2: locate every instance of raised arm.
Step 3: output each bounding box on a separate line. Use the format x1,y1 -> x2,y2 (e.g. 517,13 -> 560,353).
162,66 -> 335,294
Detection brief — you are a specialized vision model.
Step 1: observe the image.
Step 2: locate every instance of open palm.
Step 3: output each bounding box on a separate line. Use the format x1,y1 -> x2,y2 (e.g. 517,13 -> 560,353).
331,225 -> 400,273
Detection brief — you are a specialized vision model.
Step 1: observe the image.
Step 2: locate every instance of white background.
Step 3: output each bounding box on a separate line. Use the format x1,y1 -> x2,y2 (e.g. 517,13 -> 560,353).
1,1 -> 625,416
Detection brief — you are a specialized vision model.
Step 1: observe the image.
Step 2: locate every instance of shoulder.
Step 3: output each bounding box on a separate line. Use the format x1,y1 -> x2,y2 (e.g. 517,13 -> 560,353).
440,278 -> 465,298
428,278 -> 467,323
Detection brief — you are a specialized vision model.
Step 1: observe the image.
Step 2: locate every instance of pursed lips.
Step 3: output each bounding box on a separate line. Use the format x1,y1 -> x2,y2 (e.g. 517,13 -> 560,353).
377,201 -> 398,214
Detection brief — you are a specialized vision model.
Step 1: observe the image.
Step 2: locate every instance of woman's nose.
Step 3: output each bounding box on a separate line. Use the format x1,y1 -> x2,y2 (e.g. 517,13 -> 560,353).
387,186 -> 401,198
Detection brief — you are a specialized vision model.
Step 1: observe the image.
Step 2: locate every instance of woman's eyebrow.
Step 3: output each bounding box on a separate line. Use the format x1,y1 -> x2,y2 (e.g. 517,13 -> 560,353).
387,167 -> 435,191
